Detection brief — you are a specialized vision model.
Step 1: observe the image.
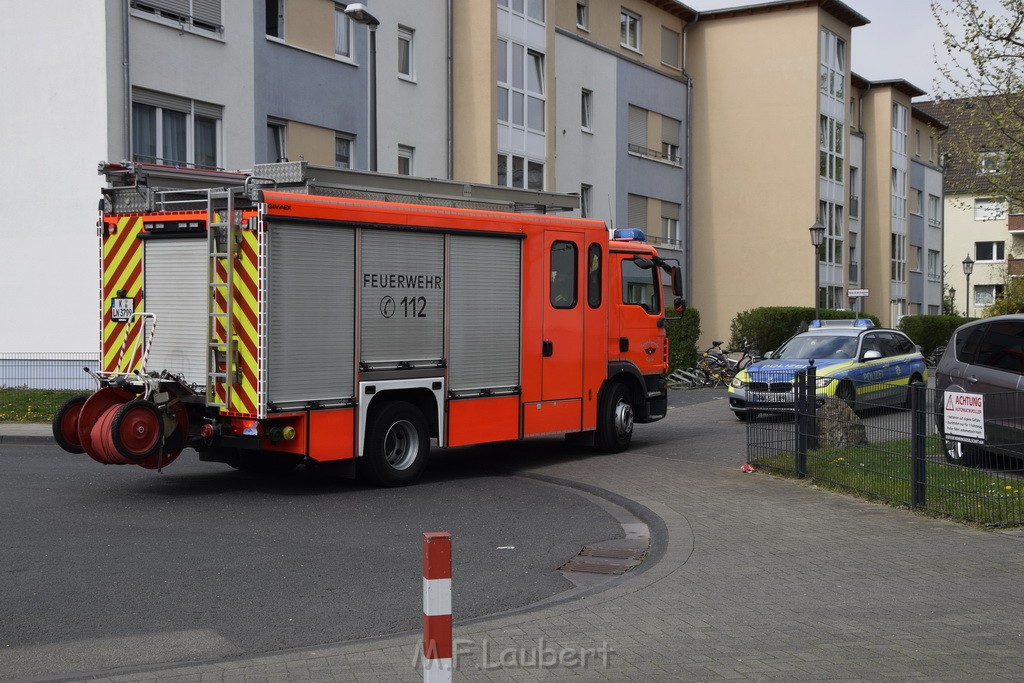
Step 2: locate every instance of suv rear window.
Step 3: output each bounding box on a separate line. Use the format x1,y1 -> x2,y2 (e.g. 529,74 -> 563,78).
975,320 -> 1024,374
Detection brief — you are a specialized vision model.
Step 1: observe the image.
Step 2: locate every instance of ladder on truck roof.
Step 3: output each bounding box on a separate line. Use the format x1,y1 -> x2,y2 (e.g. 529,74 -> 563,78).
206,188 -> 242,410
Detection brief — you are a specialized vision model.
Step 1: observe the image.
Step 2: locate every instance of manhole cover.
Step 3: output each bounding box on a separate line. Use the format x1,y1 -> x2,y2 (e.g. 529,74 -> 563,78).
558,543 -> 647,575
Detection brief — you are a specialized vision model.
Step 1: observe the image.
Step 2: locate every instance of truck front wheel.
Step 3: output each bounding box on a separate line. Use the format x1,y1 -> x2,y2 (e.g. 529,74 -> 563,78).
360,401 -> 430,486
595,383 -> 634,453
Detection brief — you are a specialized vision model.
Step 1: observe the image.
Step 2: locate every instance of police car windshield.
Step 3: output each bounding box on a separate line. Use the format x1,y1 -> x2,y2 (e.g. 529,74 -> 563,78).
775,334 -> 857,360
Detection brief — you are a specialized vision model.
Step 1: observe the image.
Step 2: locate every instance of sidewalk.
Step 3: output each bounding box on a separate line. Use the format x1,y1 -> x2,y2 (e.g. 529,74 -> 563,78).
11,400 -> 1024,681
0,422 -> 52,444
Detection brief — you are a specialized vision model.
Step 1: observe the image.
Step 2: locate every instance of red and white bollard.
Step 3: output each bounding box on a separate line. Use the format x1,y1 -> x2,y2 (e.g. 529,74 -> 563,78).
422,532 -> 452,682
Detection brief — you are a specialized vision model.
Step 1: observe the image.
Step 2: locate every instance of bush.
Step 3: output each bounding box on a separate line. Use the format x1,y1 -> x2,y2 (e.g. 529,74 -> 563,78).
897,315 -> 969,354
666,306 -> 700,371
729,307 -> 879,355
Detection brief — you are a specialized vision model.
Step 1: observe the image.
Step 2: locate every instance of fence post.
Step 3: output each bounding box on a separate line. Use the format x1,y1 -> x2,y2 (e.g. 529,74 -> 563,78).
794,370 -> 808,478
806,360 -> 818,451
910,381 -> 927,509
422,532 -> 453,683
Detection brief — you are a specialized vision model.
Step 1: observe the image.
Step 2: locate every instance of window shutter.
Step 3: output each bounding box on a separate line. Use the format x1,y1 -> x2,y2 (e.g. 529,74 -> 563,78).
137,0 -> 190,18
627,194 -> 647,230
662,115 -> 680,147
628,105 -> 647,149
661,27 -> 680,67
662,201 -> 680,221
191,0 -> 221,27
193,99 -> 223,119
133,87 -> 190,113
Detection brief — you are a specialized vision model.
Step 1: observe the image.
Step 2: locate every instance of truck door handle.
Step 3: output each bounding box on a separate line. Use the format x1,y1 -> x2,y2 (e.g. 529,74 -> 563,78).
542,340 -> 553,357
620,337 -> 629,352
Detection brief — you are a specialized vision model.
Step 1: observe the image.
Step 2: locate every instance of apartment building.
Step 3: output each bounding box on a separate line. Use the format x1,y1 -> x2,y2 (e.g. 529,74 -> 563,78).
918,96 -> 1024,317
4,0 -> 942,355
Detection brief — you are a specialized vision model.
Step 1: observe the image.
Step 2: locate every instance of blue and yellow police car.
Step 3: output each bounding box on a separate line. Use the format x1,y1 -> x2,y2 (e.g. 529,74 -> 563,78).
727,320 -> 927,421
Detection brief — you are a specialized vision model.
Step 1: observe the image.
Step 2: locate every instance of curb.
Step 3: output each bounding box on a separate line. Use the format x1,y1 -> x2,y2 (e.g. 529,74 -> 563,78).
0,434 -> 53,444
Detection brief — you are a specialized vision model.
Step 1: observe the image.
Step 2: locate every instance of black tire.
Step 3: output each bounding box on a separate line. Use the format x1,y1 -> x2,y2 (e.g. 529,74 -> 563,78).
595,383 -> 634,453
836,382 -> 856,411
902,373 -> 923,408
111,399 -> 163,461
943,437 -> 983,467
52,394 -> 89,454
360,401 -> 430,486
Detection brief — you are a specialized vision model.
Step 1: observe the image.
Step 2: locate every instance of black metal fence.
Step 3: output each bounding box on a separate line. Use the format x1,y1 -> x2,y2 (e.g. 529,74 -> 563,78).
0,353 -> 98,423
746,367 -> 1024,526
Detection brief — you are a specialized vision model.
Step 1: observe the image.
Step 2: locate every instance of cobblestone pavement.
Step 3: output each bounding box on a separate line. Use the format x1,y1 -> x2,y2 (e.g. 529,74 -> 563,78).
8,397 -> 1024,681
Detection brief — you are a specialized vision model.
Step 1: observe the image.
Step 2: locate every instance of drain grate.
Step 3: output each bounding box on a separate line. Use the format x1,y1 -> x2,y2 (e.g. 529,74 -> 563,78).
558,543 -> 648,575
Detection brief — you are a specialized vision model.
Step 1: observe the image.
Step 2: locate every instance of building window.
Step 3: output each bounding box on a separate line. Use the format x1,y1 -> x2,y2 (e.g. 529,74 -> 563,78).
268,119 -> 287,162
497,40 -> 545,132
661,116 -> 681,165
911,188 -> 923,215
661,26 -> 680,68
819,200 -> 844,268
576,0 -> 588,29
927,249 -> 941,281
580,183 -> 592,218
527,0 -> 544,22
891,233 -> 906,282
266,0 -> 285,38
914,128 -> 921,156
335,133 -> 354,168
620,9 -> 641,51
849,167 -> 860,218
581,89 -> 592,132
975,197 -> 1006,221
132,0 -> 223,33
891,167 -> 906,217
497,153 -> 543,190
892,102 -> 908,155
975,284 -> 1004,307
661,202 -> 681,247
928,194 -> 942,226
819,29 -> 845,100
819,115 -> 844,182
133,91 -> 222,169
976,241 -> 1005,262
334,5 -> 351,57
398,27 -> 414,78
978,150 -> 1007,175
397,145 -> 414,175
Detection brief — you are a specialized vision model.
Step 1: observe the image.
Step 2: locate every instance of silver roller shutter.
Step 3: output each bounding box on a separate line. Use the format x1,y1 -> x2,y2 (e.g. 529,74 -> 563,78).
360,230 -> 445,366
143,238 -> 208,386
268,223 -> 355,407
449,235 -> 521,392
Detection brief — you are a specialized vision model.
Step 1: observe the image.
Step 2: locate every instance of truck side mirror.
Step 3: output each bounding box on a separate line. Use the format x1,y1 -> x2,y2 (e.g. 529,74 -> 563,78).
671,267 -> 683,296
674,297 -> 686,313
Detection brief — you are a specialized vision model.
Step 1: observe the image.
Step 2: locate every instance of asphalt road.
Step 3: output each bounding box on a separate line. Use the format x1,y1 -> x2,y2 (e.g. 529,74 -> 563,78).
0,387 -> 733,680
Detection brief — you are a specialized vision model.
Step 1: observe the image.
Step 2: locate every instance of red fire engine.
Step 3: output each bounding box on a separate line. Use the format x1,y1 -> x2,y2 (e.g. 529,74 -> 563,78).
52,161 -> 683,485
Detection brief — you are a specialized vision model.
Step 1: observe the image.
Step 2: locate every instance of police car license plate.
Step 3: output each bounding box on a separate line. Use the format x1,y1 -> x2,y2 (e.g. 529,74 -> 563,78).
752,392 -> 787,403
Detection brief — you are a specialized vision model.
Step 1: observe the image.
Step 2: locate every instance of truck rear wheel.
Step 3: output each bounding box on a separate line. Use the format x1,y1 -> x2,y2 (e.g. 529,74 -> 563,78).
595,383 -> 633,453
360,401 -> 429,486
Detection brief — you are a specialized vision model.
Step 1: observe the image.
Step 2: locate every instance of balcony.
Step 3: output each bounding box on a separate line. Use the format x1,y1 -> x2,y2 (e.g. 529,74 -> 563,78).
627,144 -> 683,168
1009,256 -> 1024,277
1009,213 -> 1024,234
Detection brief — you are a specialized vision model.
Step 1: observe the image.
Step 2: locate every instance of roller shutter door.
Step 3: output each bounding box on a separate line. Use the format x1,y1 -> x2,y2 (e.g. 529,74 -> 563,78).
143,238 -> 208,386
360,230 -> 444,367
449,236 -> 521,392
268,223 -> 355,407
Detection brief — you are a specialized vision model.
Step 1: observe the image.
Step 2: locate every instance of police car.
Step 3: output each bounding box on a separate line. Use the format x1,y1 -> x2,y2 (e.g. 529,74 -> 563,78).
727,320 -> 927,420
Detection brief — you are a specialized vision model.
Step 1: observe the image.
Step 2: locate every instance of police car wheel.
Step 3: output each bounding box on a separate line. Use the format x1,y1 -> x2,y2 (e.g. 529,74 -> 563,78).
901,373 -> 922,408
836,382 -> 856,411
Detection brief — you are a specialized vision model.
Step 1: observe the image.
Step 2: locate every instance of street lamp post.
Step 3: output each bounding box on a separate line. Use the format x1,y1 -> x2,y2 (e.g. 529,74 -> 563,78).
948,286 -> 956,315
345,3 -> 379,172
962,253 -> 975,318
810,221 -> 826,320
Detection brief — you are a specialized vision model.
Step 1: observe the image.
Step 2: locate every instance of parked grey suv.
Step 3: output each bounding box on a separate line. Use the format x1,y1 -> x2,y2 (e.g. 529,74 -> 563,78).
934,314 -> 1024,466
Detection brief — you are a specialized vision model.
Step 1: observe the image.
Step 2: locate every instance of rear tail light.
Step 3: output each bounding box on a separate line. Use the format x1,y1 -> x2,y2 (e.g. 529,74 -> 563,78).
227,419 -> 260,436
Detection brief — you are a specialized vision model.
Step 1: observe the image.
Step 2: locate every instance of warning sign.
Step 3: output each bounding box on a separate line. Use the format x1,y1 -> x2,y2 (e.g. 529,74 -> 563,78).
943,391 -> 986,443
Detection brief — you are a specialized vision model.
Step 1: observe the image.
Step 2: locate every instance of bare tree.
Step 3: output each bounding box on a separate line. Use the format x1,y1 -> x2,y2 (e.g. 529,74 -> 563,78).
931,0 -> 1024,209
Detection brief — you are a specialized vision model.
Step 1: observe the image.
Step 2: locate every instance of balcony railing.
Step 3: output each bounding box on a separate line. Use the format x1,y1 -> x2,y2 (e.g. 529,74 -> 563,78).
627,144 -> 683,167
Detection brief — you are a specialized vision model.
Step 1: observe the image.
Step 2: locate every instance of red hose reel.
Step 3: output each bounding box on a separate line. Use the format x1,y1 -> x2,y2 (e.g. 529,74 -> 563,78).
52,386 -> 188,469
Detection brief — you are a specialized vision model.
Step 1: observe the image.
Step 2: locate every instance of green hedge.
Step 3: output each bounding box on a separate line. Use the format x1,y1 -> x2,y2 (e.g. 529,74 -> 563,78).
729,307 -> 880,355
897,315 -> 970,355
666,306 -> 701,371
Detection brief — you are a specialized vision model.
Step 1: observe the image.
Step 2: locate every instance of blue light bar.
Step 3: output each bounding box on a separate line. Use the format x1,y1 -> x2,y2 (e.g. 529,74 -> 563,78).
613,228 -> 647,242
809,319 -> 875,329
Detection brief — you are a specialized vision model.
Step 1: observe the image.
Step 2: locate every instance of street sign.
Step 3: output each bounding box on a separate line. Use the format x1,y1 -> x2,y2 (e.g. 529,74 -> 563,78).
848,288 -> 869,298
943,391 -> 986,443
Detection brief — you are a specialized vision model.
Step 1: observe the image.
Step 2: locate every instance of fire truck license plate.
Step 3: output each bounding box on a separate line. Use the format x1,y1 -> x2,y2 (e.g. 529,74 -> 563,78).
111,298 -> 134,323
